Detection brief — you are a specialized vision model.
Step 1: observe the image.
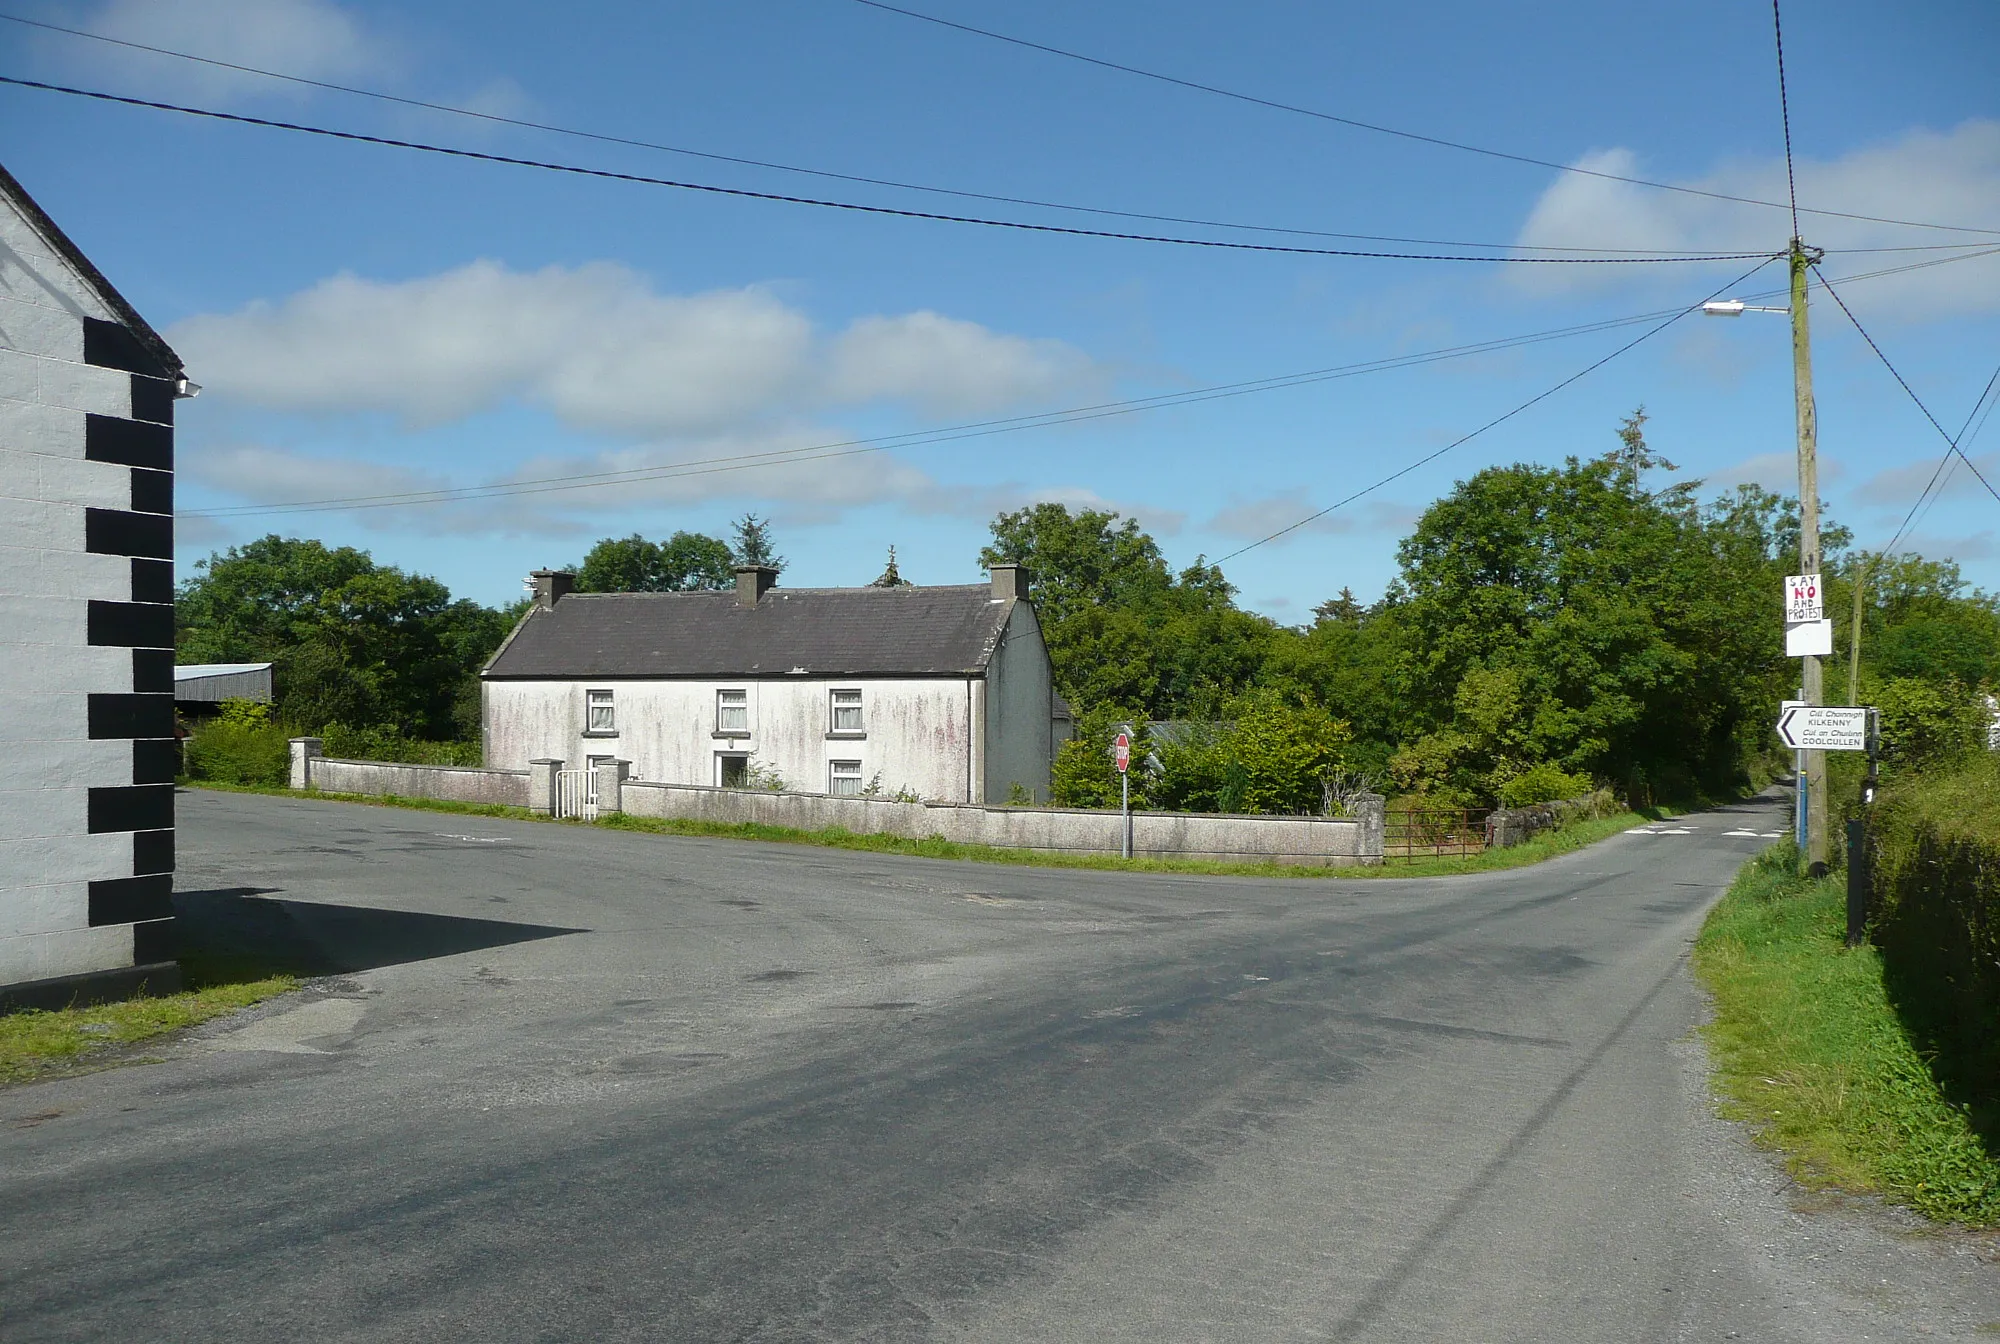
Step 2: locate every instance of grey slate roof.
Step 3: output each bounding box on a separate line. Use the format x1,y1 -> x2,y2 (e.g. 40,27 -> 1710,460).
483,585 -> 1014,679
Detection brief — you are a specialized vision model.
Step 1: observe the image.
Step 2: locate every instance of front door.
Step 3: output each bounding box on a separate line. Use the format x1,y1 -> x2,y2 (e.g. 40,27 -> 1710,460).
717,753 -> 749,788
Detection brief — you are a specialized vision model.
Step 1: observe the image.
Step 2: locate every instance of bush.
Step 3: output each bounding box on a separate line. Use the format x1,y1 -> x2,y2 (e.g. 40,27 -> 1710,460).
1872,676 -> 1988,767
182,709 -> 291,787
1496,762 -> 1595,808
319,723 -> 482,767
1868,752 -> 2000,1125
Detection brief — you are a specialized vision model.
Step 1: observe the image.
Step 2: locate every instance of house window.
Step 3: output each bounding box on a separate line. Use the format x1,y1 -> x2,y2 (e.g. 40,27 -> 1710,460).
829,760 -> 864,796
586,689 -> 616,735
830,688 -> 864,735
717,689 -> 748,734
718,754 -> 750,788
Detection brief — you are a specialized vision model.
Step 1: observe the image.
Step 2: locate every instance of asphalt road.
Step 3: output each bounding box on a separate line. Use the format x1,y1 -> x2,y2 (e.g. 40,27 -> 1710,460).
3,789 -> 1996,1342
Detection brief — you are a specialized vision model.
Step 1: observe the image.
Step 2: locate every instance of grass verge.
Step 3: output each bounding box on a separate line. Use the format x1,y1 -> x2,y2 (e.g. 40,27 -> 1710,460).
186,781 -> 1651,880
1693,844 -> 2000,1225
1,954 -> 296,1088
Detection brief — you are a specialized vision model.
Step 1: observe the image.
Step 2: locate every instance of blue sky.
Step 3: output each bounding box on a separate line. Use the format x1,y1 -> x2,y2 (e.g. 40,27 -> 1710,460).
6,0 -> 1998,616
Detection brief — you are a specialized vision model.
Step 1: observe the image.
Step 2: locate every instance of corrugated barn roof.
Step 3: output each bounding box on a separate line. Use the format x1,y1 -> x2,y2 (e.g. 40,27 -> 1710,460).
483,585 -> 1014,679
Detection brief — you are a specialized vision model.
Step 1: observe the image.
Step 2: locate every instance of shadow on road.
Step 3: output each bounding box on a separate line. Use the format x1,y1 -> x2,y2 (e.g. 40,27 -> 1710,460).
172,887 -> 583,977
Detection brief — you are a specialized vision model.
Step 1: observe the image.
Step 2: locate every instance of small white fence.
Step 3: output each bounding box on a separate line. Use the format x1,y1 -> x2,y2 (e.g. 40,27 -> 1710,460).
555,769 -> 597,821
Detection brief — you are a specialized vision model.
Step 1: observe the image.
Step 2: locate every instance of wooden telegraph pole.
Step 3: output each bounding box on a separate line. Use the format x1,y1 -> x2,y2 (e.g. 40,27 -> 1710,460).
1790,238 -> 1829,874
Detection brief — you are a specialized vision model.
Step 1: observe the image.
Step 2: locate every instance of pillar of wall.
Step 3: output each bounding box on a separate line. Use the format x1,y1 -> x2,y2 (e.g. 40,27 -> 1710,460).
527,759 -> 562,815
288,737 -> 322,791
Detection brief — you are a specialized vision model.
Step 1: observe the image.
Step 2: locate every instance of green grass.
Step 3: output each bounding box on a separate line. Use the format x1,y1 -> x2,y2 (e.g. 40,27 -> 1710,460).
1693,845 -> 2000,1225
187,780 -> 1650,880
1,954 -> 296,1088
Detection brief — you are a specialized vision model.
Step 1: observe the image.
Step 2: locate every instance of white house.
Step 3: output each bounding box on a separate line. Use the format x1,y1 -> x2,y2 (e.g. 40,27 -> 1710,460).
2,161 -> 189,1006
481,564 -> 1072,803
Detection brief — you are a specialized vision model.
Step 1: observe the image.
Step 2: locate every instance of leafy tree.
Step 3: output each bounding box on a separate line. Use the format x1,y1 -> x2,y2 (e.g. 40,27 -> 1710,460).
575,530 -> 734,592
660,530 -> 737,590
731,513 -> 784,574
176,535 -> 511,739
980,504 -> 1277,719
1312,587 -> 1365,625
1227,691 -> 1351,815
1050,705 -> 1150,809
1873,676 -> 1989,766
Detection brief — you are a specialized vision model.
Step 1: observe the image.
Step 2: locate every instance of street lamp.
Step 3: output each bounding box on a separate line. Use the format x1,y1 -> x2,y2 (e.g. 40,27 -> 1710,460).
1703,242 -> 1829,874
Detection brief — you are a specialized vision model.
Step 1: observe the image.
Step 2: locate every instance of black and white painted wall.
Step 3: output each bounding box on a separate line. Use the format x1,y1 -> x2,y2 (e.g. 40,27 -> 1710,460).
1,163 -> 187,1004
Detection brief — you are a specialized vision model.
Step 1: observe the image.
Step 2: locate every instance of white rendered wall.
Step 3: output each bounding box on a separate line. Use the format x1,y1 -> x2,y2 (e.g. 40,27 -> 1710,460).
1,192 -> 178,992
484,676 -> 980,803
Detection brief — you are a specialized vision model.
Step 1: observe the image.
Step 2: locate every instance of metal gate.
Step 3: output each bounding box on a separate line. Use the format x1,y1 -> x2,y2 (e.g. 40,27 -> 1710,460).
555,769 -> 597,820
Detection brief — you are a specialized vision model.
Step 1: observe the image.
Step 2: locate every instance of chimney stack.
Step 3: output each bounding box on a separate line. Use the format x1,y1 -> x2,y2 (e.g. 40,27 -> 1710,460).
735,565 -> 778,607
989,562 -> 1025,601
530,570 -> 575,610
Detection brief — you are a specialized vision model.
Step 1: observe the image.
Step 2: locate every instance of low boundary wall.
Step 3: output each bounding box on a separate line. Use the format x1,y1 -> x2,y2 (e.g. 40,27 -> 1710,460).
289,739 -> 1382,866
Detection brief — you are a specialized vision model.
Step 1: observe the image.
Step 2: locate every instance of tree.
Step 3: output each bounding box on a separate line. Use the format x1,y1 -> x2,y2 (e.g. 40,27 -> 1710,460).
1312,588 -> 1365,625
176,535 -> 511,739
870,545 -> 913,588
575,530 -> 734,592
731,514 -> 784,574
979,504 -> 1277,719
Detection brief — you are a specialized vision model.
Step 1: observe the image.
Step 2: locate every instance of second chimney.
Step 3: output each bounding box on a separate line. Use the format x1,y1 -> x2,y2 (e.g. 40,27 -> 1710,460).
530,570 -> 575,610
735,565 -> 778,606
989,562 -> 1024,601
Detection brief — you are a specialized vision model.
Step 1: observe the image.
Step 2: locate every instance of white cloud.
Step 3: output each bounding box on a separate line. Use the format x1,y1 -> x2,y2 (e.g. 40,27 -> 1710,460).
827,311 -> 1098,414
1512,122 -> 2000,316
1204,496 -> 1419,541
1856,449 -> 1998,507
169,261 -> 1101,435
74,0 -> 389,99
181,431 -> 1179,539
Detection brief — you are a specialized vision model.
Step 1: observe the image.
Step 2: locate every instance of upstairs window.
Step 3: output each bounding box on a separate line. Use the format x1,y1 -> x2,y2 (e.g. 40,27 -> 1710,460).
831,689 -> 864,734
830,760 -> 863,796
717,689 -> 749,733
586,688 -> 615,734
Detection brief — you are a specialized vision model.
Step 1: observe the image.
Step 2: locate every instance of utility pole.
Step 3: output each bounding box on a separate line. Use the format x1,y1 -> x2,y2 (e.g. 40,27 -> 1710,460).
1791,237 -> 1829,874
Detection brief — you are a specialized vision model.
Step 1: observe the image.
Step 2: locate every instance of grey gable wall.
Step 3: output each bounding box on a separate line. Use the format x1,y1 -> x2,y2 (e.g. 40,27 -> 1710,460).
983,600 -> 1056,804
1,168 -> 183,1004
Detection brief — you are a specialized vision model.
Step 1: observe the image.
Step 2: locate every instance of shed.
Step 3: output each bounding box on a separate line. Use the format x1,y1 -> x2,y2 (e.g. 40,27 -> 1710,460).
175,662 -> 274,704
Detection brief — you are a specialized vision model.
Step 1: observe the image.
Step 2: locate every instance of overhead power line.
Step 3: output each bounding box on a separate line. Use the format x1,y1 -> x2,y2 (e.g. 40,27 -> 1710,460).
176,243 -> 2000,521
1812,265 -> 2000,508
1875,361 -> 2000,560
843,0 -> 2000,241
0,75 -> 1787,266
1212,257 -> 1783,561
1771,0 -> 1802,241
0,11 -> 1801,258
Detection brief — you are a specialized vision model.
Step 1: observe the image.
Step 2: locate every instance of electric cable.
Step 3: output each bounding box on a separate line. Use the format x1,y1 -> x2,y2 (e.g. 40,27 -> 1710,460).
1876,361 -> 2000,560
1812,264 -> 2000,507
843,0 -> 2000,241
1210,256 -> 1782,561
0,75 -> 1780,265
0,10 -> 1811,258
1771,0 -> 1801,240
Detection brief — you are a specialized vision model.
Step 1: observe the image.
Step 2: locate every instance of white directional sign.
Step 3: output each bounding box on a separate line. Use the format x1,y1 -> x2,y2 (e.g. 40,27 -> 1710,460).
1784,573 -> 1824,624
1775,705 -> 1870,751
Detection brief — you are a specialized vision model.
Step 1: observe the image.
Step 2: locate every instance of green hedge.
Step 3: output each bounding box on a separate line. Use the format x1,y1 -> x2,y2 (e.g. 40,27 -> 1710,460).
181,719 -> 291,786
1868,752 -> 2000,1130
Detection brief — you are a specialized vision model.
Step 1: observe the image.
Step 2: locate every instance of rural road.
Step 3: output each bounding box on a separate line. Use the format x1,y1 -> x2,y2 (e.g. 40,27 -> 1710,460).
3,789 -> 1996,1341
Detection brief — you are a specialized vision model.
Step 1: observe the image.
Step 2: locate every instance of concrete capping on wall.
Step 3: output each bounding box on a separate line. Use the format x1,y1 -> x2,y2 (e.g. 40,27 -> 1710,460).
294,750 -> 532,810
285,755 -> 1383,864
615,780 -> 1381,865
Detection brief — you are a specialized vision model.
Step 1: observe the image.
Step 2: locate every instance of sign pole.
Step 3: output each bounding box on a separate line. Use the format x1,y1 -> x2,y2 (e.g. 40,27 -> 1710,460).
1114,730 -> 1132,860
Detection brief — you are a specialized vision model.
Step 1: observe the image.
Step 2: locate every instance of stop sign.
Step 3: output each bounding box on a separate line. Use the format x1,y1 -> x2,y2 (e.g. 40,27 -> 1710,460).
1114,732 -> 1131,773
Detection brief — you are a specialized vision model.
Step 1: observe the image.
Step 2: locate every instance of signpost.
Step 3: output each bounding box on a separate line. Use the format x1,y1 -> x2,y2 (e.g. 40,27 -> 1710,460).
1114,731 -> 1132,860
1775,705 -> 1870,752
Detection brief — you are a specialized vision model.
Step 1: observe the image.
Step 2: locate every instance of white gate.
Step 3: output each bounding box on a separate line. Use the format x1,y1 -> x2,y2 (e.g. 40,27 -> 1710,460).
555,769 -> 597,820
